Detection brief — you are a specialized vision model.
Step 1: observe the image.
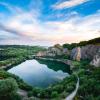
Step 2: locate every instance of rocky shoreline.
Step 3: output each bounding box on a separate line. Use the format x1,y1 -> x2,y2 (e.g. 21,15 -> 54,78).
35,57 -> 74,70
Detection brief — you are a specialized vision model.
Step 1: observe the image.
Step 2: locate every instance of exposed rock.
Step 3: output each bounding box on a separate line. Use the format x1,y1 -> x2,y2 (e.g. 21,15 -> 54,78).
48,47 -> 63,56
71,45 -> 100,61
65,60 -> 72,66
36,51 -> 47,57
77,47 -> 81,61
54,44 -> 63,50
63,48 -> 69,55
36,46 -> 63,57
17,89 -> 28,99
90,50 -> 100,67
70,47 -> 81,61
36,44 -> 70,57
81,45 -> 100,60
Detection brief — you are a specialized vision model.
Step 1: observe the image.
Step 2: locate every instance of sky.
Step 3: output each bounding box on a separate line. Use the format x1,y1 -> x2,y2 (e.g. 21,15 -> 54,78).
0,0 -> 100,46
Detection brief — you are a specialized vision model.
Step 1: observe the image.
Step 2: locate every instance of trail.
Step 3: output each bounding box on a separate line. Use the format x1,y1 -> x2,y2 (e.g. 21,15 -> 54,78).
65,76 -> 79,100
17,89 -> 28,99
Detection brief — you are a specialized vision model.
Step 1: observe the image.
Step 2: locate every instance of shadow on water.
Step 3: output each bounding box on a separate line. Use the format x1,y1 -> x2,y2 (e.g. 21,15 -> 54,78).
37,59 -> 70,74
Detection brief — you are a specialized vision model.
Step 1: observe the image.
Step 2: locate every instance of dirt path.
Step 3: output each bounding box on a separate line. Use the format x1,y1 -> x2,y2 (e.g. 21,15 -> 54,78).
17,89 -> 28,99
65,76 -> 79,100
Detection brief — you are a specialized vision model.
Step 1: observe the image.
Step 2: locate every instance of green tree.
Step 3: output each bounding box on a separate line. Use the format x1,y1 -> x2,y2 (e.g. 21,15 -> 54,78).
51,91 -> 58,98
0,78 -> 21,100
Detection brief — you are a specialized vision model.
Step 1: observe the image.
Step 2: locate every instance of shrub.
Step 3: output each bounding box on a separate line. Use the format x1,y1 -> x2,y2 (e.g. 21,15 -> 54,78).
0,78 -> 21,100
51,91 -> 59,98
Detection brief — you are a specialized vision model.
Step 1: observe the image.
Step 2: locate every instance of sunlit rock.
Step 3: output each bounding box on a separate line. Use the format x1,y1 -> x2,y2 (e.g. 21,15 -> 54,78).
70,47 -> 81,61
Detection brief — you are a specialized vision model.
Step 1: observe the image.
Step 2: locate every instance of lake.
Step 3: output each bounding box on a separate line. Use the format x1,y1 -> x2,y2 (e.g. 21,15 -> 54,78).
8,59 -> 70,88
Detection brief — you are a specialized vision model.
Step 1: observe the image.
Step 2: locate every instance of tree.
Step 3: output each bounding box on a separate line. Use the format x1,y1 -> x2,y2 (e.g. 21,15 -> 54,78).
51,91 -> 58,98
0,78 -> 21,100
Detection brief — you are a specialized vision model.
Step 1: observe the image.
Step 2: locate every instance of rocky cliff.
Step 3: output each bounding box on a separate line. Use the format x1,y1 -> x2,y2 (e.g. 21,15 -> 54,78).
71,45 -> 100,61
70,47 -> 81,61
90,50 -> 100,67
70,45 -> 100,67
81,45 -> 100,60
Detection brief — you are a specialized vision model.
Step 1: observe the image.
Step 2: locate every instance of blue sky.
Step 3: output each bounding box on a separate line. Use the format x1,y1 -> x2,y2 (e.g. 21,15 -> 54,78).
0,0 -> 100,46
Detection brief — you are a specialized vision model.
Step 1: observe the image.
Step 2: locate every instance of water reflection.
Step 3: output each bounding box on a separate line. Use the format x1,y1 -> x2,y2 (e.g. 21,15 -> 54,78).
8,59 -> 69,88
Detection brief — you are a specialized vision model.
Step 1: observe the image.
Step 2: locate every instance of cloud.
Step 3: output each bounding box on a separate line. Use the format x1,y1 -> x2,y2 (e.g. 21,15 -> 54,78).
52,0 -> 89,9
0,1 -> 100,46
1,10 -> 100,45
0,24 -> 22,35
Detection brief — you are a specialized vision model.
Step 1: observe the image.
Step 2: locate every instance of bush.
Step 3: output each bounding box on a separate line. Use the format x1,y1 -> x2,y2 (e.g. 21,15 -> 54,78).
0,78 -> 18,96
0,78 -> 21,100
51,91 -> 58,98
28,91 -> 33,97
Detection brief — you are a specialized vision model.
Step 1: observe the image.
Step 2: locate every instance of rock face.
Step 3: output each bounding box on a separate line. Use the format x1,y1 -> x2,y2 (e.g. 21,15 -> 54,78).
70,47 -> 81,61
47,47 -> 63,56
90,50 -> 100,67
63,48 -> 69,55
36,45 -> 64,57
71,45 -> 100,61
81,45 -> 100,60
36,51 -> 47,57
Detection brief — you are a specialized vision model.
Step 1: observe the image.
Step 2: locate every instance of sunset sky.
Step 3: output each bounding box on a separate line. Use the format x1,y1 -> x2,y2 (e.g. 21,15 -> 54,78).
0,0 -> 100,46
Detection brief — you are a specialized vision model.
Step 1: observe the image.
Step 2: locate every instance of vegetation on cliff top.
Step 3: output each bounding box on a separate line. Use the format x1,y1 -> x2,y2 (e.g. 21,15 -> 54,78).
63,37 -> 100,49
